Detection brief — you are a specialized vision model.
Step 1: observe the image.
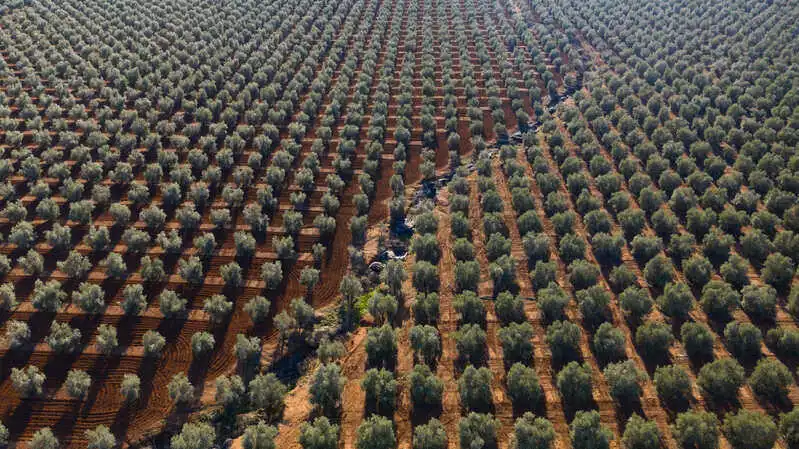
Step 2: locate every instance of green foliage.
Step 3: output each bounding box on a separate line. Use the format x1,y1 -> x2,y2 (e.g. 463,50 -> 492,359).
409,364 -> 443,409
458,365 -> 494,412
365,324 -> 398,368
248,373 -> 287,422
680,322 -> 715,360
507,363 -> 542,410
570,410 -> 612,449
557,362 -> 593,409
300,417 -> 339,449
361,369 -> 397,416
311,363 -> 345,417
171,422 -> 215,449
593,322 -> 626,364
413,419 -> 447,449
780,408 -> 799,449
723,321 -> 762,361
242,421 -> 278,449
749,358 -> 793,403
511,412 -> 555,449
672,411 -> 718,449
459,413 -> 499,449
454,323 -> 487,365
603,360 -> 646,404
635,322 -> 673,359
356,415 -> 395,449
653,364 -> 691,406
621,414 -> 660,449
723,410 -> 777,449
546,320 -> 582,363
697,358 -> 745,403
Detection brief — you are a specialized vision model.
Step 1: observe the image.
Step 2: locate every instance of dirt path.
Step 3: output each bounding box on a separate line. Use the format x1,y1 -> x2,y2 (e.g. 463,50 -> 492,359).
434,189 -> 464,449
468,173 -> 494,298
492,157 -> 571,449
394,251 -> 417,449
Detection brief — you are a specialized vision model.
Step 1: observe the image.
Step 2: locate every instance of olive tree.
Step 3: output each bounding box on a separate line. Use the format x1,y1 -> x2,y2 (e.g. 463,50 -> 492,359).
546,320 -> 582,364
749,358 -> 793,403
300,417 -> 339,449
311,363 -> 345,417
29,428 -> 59,449
362,368 -> 397,416
64,369 -> 92,399
413,418 -> 447,449
653,364 -> 691,407
511,412 -> 555,449
121,374 -> 141,403
168,372 -> 195,406
409,364 -> 443,409
215,375 -> 245,412
603,360 -> 646,405
248,373 -> 287,422
5,320 -> 30,349
171,422 -> 215,449
779,408 -> 799,449
635,322 -> 673,360
143,330 -> 166,357
409,325 -> 441,366
368,291 -> 398,325
245,296 -> 271,324
47,321 -> 81,354
723,321 -> 762,361
458,365 -> 493,412
11,365 -> 46,397
498,322 -> 534,365
680,322 -> 715,360
85,425 -> 115,449
723,410 -> 777,449
556,362 -> 593,409
570,410 -> 612,449
507,363 -> 542,409
242,421 -> 278,449
459,413 -> 499,449
621,414 -> 660,449
593,323 -> 626,364
697,358 -> 745,403
356,415 -> 395,449
454,323 -> 487,365
0,421 -> 8,448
